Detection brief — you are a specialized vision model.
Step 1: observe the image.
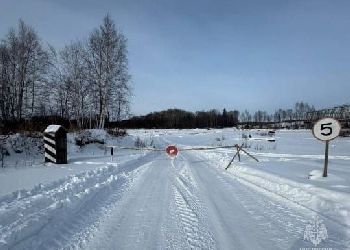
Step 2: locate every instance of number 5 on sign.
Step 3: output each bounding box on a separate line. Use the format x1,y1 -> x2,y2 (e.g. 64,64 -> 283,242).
312,118 -> 341,177
313,118 -> 341,141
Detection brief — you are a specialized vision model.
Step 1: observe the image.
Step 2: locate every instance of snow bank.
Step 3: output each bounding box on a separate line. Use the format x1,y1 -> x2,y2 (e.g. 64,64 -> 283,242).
0,133 -> 43,168
198,150 -> 350,228
0,165 -> 124,249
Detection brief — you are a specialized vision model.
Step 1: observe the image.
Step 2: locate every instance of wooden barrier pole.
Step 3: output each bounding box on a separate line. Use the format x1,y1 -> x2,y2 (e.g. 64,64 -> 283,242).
240,148 -> 259,162
225,144 -> 243,170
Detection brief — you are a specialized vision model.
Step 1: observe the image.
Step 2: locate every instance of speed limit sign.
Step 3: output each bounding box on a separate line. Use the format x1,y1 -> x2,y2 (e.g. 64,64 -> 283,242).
313,118 -> 341,141
312,118 -> 341,177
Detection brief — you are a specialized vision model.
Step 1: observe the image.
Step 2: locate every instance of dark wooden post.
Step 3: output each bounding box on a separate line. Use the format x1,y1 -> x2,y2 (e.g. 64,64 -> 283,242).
1,147 -> 4,168
236,144 -> 241,162
323,141 -> 329,177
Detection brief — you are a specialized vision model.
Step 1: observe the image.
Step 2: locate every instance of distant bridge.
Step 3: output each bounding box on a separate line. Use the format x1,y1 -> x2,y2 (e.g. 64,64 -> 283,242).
239,105 -> 350,131
305,104 -> 350,122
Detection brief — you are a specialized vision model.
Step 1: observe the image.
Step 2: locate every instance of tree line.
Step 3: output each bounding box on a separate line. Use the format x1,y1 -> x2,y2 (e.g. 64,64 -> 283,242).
117,102 -> 315,129
116,109 -> 240,129
0,15 -> 131,129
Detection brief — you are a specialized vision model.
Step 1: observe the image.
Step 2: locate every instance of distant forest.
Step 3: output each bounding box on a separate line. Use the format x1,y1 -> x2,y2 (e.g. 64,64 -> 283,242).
116,102 -> 315,129
117,109 -> 240,129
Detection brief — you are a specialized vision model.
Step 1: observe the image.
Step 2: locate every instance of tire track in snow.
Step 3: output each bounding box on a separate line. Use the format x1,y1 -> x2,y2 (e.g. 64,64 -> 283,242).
170,157 -> 214,249
62,163 -> 151,250
82,153 -> 172,250
60,153 -> 160,250
0,152 -> 157,250
221,172 -> 350,249
191,152 -> 350,249
214,173 -> 309,249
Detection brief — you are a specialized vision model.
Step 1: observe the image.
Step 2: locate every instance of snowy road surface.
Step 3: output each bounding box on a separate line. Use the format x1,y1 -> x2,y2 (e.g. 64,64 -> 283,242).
1,130 -> 350,249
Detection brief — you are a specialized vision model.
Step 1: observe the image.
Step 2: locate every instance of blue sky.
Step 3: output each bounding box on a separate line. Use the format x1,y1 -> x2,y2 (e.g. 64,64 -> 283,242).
1,0 -> 349,115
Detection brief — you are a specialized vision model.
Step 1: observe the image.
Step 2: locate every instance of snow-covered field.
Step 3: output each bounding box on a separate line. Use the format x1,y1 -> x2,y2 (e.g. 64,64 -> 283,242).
0,128 -> 349,249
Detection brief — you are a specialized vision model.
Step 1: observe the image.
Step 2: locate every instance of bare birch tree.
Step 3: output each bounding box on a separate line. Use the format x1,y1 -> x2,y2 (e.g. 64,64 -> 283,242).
0,20 -> 49,120
59,42 -> 89,128
85,14 -> 130,128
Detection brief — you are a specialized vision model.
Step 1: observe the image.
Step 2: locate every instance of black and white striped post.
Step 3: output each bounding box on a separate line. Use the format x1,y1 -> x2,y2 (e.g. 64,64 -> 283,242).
44,125 -> 67,164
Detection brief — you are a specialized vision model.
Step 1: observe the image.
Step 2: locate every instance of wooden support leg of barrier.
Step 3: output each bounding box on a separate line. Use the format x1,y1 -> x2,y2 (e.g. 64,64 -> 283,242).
225,144 -> 259,170
225,144 -> 243,170
240,148 -> 259,162
236,144 -> 241,162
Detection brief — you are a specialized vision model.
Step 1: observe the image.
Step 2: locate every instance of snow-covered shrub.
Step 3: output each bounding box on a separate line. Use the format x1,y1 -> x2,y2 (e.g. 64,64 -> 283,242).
75,130 -> 105,147
339,128 -> 350,137
242,140 -> 251,149
242,133 -> 250,139
258,131 -> 268,136
0,133 -> 43,161
134,137 -> 147,148
75,131 -> 91,146
215,134 -> 225,141
253,140 -> 277,151
107,128 -> 127,137
0,136 -> 9,168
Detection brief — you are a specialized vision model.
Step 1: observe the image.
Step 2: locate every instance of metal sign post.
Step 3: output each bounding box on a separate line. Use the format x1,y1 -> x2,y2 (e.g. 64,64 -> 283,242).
312,118 -> 341,177
323,141 -> 329,177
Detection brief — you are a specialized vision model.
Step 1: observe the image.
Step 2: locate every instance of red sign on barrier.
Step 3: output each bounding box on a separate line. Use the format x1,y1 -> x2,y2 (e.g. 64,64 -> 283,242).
166,145 -> 178,157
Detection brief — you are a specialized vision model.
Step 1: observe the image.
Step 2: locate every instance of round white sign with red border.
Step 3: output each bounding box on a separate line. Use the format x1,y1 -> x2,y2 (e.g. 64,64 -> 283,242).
312,118 -> 341,141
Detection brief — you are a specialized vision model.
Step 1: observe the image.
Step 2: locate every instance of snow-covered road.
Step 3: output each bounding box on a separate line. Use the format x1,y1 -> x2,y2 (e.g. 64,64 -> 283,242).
1,131 -> 350,249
